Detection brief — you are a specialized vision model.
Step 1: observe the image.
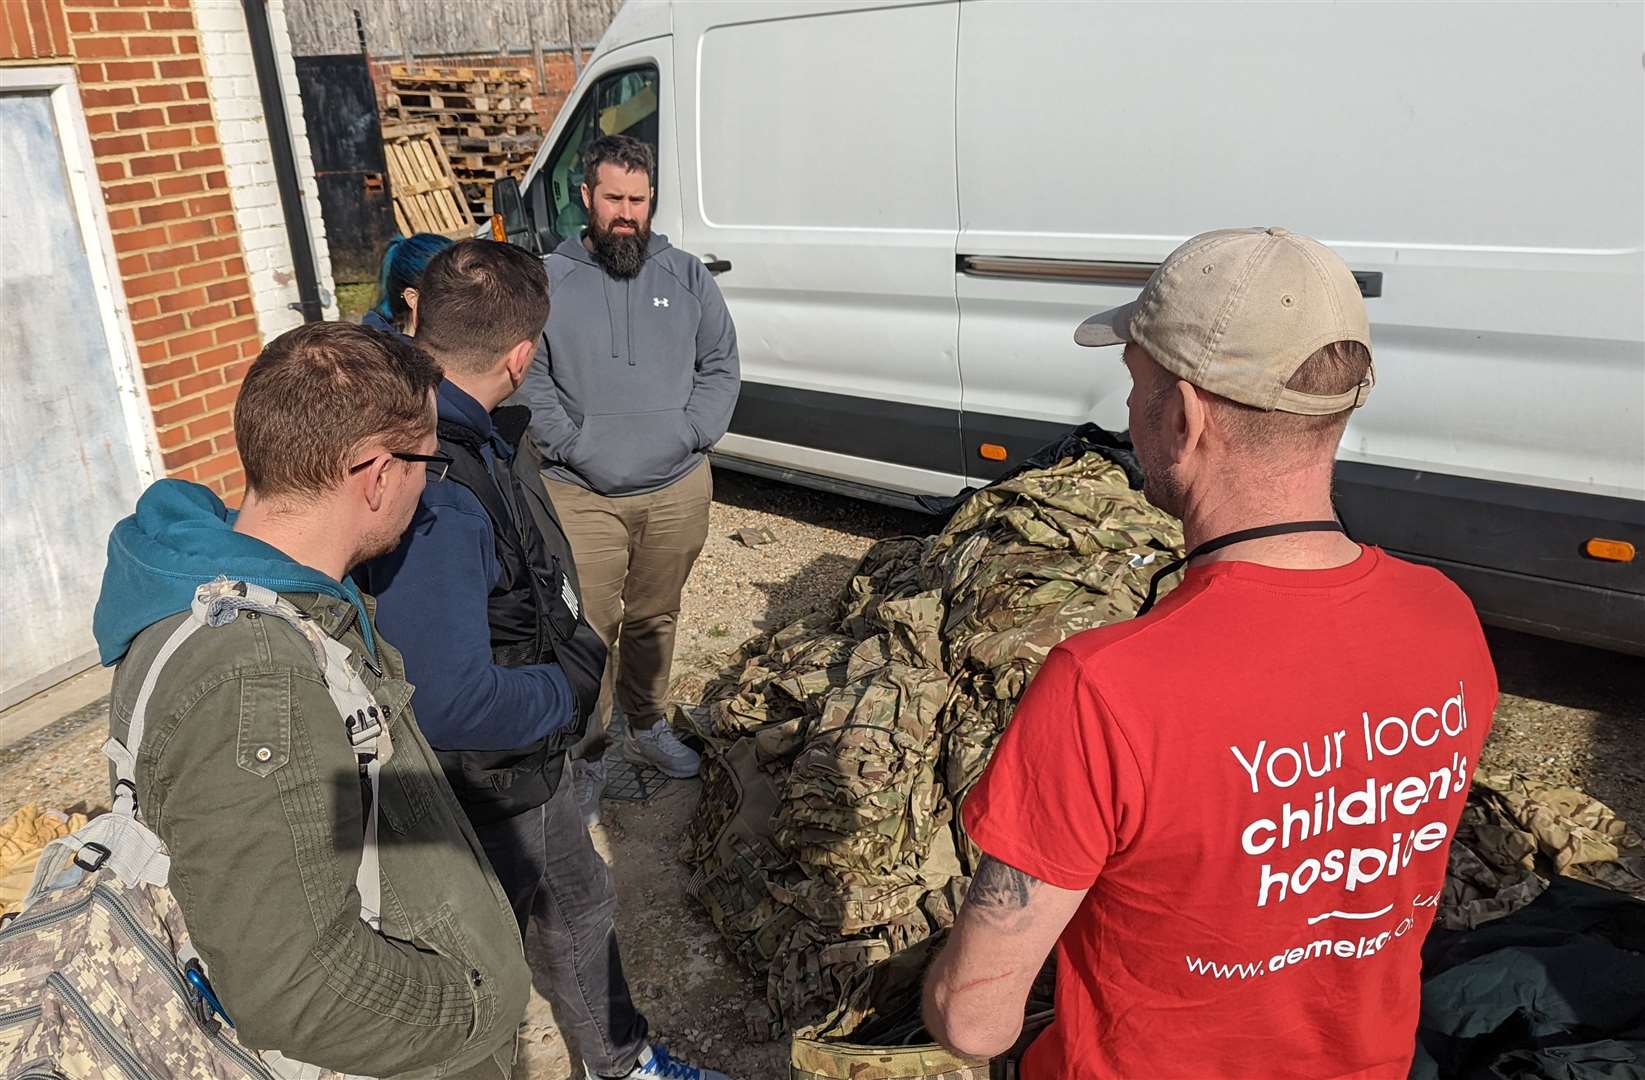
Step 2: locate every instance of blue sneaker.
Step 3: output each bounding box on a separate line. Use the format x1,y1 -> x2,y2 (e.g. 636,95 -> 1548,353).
587,1043 -> 732,1080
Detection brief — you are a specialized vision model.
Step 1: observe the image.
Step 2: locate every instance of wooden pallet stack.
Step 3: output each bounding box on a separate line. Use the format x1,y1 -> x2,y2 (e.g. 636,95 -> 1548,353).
382,65 -> 542,221
379,123 -> 474,239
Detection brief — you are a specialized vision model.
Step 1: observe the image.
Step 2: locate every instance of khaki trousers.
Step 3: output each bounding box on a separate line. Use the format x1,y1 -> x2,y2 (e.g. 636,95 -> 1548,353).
543,459 -> 712,755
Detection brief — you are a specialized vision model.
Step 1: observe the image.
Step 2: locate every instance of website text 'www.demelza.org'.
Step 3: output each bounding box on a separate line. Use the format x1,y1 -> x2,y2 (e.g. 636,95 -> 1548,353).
1184,912 -> 1426,981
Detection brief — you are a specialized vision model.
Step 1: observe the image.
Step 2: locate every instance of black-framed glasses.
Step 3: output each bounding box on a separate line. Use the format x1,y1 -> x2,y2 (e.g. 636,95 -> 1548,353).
349,451 -> 454,482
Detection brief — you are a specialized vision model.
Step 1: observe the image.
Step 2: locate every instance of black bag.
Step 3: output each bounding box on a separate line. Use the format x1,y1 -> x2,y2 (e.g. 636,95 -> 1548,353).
503,408 -> 608,726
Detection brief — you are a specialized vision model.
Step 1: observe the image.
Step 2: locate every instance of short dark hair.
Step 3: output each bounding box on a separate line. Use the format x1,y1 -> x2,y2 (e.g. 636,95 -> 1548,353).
412,239 -> 550,374
1171,339 -> 1373,454
582,134 -> 654,193
235,322 -> 442,500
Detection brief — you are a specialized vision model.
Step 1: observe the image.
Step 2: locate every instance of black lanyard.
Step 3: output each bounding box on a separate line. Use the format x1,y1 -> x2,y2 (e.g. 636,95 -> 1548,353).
1136,520 -> 1348,617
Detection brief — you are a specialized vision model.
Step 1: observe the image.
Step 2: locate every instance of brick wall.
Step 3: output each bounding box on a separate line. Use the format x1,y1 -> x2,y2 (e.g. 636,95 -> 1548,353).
68,0 -> 255,498
0,1 -> 73,58
1,0 -> 287,502
195,0 -> 337,341
534,50 -> 579,130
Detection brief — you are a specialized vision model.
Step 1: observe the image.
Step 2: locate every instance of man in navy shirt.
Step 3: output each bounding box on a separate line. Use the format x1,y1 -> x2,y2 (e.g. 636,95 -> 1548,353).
358,240 -> 730,1080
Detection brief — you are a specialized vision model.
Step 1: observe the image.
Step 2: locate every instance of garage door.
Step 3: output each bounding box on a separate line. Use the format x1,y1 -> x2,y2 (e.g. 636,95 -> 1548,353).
1,69 -> 155,708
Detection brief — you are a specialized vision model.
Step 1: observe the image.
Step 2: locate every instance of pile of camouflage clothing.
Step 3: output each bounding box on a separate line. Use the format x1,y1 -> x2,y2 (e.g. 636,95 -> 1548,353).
1419,773 -> 1645,1080
1441,770 -> 1645,930
675,428 -> 1183,1037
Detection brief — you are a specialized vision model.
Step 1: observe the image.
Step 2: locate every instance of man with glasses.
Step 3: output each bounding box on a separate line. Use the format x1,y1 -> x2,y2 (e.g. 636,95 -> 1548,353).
359,240 -> 732,1080
91,321 -> 530,1076
350,448 -> 454,479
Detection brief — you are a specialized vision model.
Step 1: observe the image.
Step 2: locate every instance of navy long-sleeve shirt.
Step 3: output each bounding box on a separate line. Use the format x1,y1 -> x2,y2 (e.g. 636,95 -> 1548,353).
357,380 -> 575,751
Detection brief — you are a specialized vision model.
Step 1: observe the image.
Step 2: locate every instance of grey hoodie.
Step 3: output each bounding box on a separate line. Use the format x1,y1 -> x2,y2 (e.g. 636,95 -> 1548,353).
518,232 -> 740,496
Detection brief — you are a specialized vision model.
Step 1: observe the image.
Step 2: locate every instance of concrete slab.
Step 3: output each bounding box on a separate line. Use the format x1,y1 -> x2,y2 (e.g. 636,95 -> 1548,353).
0,666 -> 113,750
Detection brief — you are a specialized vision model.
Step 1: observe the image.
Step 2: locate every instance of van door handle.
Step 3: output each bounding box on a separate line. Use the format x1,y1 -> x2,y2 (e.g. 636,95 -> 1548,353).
700,256 -> 732,275
961,254 -> 1384,299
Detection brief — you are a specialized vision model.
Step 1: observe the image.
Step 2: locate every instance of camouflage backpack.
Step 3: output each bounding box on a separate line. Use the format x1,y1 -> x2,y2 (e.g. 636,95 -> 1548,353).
0,580 -> 387,1080
787,935 -> 1053,1080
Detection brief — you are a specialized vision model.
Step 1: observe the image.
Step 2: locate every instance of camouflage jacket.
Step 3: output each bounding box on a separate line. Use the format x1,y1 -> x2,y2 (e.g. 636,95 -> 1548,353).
108,591 -> 529,1078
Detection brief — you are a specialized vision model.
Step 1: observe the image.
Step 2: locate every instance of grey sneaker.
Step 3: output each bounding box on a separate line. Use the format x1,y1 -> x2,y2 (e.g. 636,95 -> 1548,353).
573,756 -> 606,829
587,1043 -> 731,1080
623,721 -> 700,779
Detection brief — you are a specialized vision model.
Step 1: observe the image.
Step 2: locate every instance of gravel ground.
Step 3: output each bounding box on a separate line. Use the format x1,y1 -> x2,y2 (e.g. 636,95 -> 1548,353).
1,466 -> 1639,1079
1476,626 -> 1645,825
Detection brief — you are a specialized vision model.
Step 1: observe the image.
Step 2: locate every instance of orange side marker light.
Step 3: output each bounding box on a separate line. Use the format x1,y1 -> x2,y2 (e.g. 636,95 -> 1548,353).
490,214 -> 507,242
1584,538 -> 1636,562
979,443 -> 1008,462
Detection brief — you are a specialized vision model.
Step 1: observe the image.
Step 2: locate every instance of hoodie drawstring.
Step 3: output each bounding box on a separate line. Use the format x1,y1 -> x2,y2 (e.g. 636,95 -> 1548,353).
621,276 -> 634,364
604,273 -> 620,360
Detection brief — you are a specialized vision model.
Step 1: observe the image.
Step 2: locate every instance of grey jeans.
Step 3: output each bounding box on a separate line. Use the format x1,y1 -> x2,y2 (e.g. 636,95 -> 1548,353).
471,763 -> 648,1075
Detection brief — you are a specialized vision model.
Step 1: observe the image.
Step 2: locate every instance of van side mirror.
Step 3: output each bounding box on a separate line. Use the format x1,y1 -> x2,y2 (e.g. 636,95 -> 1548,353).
490,177 -> 538,254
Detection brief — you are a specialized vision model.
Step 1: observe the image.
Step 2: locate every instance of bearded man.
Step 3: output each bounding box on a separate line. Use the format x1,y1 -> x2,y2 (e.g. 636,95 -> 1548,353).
517,134 -> 741,825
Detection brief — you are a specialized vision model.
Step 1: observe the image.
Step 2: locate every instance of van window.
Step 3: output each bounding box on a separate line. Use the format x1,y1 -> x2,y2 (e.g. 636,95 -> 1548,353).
534,66 -> 659,246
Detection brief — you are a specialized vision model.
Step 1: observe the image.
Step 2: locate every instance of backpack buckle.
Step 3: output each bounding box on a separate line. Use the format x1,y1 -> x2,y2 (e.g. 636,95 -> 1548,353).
346,707 -> 383,752
74,842 -> 112,872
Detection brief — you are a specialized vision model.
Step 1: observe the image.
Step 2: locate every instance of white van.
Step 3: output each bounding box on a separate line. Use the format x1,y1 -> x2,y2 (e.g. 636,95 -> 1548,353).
495,0 -> 1645,655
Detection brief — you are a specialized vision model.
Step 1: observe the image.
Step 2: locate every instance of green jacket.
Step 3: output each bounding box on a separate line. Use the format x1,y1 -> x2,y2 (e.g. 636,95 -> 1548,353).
111,591 -> 530,1078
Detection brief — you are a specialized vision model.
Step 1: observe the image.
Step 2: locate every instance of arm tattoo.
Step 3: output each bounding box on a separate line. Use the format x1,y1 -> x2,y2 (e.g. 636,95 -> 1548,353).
966,856 -> 1039,928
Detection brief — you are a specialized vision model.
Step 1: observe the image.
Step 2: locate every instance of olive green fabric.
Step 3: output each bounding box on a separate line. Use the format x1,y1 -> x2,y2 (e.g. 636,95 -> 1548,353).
98,592 -> 528,1078
1439,770 -> 1645,931
677,447 -> 1183,1035
787,933 -> 1052,1078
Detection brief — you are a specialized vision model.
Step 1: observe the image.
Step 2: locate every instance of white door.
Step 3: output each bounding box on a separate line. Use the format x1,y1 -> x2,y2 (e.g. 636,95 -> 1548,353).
675,0 -> 966,496
1,68 -> 156,708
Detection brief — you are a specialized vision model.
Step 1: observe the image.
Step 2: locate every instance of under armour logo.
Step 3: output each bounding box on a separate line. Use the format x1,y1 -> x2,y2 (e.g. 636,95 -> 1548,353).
652,297 -> 669,308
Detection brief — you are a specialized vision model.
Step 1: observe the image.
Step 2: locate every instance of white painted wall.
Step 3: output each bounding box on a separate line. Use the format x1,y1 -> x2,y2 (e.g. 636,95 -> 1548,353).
195,0 -> 339,340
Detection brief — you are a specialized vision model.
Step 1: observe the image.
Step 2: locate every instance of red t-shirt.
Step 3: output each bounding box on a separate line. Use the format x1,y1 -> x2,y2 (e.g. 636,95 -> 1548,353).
962,546 -> 1497,1080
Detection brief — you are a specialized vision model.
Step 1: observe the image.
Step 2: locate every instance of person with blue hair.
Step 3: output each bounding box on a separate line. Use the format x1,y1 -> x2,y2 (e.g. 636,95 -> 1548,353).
363,232 -> 453,336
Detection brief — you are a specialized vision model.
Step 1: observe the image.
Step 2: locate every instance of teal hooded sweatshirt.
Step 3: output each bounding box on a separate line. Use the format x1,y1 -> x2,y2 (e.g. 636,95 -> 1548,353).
93,479 -> 375,666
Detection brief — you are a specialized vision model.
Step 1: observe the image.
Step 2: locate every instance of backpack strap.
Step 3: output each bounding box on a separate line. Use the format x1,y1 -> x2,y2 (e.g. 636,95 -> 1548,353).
437,420 -> 527,561
95,578 -> 389,930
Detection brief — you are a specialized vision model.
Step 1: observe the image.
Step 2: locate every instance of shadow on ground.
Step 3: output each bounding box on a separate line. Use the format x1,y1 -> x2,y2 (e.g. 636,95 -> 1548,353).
746,552 -> 862,635
1482,627 -> 1645,826
1485,628 -> 1644,719
709,467 -> 932,540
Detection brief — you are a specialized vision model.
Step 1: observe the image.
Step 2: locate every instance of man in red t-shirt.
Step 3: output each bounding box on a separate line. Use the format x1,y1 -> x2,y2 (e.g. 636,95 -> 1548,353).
922,227 -> 1497,1079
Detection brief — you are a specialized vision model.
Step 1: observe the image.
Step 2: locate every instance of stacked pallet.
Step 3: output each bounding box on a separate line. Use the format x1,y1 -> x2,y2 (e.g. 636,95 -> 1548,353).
380,123 -> 474,239
382,65 -> 543,220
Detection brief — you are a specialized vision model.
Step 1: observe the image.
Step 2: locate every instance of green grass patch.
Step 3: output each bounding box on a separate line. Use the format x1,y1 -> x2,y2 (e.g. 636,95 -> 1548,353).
336,282 -> 377,322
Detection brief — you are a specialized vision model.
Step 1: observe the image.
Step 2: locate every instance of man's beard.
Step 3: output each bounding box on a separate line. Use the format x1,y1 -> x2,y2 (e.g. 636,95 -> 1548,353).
588,216 -> 651,280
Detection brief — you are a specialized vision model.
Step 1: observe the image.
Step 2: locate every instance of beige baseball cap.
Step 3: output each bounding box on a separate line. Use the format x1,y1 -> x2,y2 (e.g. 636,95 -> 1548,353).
1075,227 -> 1373,415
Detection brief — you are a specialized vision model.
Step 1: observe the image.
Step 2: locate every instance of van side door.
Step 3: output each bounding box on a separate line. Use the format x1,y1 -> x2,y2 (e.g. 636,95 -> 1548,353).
952,2 -> 1149,483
